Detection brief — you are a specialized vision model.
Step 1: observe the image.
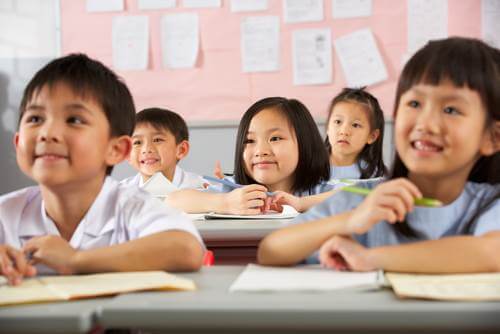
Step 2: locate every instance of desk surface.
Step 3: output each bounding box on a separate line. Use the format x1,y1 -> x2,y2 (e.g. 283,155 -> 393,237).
100,265 -> 500,333
0,298 -> 107,334
195,218 -> 291,241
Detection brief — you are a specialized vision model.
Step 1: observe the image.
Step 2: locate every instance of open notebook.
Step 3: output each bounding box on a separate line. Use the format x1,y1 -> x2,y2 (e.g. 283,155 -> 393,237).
202,205 -> 299,220
386,272 -> 500,301
0,271 -> 195,307
142,172 -> 178,198
229,264 -> 384,292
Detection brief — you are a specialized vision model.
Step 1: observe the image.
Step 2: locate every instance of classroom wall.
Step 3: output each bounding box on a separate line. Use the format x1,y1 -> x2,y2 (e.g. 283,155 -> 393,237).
0,0 -> 492,194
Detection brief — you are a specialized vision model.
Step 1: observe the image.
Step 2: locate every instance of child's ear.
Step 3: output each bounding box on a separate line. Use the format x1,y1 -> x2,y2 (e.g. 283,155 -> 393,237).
105,135 -> 132,167
367,129 -> 380,145
175,140 -> 190,160
479,121 -> 500,156
13,132 -> 19,149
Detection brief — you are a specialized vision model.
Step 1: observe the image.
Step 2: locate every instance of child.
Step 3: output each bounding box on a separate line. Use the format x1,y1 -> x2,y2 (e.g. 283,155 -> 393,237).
122,108 -> 206,190
325,87 -> 386,180
0,54 -> 204,285
167,97 -> 334,214
258,37 -> 500,273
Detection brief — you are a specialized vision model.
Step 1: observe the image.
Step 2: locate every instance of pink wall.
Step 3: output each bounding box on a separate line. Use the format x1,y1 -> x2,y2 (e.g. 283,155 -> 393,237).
60,0 -> 481,122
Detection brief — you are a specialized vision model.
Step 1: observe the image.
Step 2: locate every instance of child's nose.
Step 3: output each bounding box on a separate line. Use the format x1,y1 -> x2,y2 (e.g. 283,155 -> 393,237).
415,106 -> 441,134
254,141 -> 271,156
38,120 -> 62,143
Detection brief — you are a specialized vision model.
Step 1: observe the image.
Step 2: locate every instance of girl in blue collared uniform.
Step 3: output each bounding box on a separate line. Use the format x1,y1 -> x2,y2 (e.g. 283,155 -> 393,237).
167,97 -> 334,214
258,37 -> 500,274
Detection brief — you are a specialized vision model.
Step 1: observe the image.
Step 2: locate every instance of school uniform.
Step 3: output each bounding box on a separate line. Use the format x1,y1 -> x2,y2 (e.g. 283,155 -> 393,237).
329,163 -> 362,179
0,177 -> 204,273
121,165 -> 206,190
291,179 -> 500,264
206,176 -> 335,196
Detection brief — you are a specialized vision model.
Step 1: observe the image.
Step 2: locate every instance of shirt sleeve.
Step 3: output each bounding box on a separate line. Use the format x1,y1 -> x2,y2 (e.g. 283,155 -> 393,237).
472,198 -> 500,236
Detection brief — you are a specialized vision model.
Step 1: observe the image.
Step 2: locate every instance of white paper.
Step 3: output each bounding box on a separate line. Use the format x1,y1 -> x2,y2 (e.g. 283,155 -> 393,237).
86,0 -> 124,12
204,205 -> 299,220
241,16 -> 280,72
182,0 -> 220,8
334,28 -> 388,87
284,0 -> 324,23
161,13 -> 199,69
142,172 -> 178,197
230,264 -> 382,292
112,16 -> 149,71
292,29 -> 332,86
138,0 -> 176,10
482,0 -> 500,49
407,0 -> 448,53
332,0 -> 372,18
231,0 -> 268,12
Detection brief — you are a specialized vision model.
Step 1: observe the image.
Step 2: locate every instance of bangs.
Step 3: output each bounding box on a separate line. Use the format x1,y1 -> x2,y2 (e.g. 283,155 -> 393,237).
395,38 -> 499,118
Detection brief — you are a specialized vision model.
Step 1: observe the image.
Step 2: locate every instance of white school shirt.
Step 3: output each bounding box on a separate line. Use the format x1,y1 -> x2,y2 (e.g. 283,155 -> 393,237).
291,179 -> 500,264
121,166 -> 206,190
0,177 -> 204,273
329,163 -> 361,180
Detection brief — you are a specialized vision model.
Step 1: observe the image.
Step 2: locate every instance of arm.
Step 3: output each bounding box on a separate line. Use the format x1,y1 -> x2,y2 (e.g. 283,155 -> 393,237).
23,230 -> 204,274
320,232 -> 500,273
166,184 -> 270,215
270,190 -> 339,213
257,211 -> 353,266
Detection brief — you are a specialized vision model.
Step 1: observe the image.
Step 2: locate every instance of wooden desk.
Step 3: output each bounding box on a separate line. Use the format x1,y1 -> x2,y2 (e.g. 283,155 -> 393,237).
195,219 -> 291,264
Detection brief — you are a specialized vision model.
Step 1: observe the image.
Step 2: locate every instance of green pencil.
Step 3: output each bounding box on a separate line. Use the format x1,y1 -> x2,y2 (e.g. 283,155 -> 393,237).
341,186 -> 443,207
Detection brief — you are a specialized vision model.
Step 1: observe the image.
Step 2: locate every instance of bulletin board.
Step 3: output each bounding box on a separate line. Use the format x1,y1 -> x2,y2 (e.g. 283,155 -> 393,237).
59,0 -> 482,122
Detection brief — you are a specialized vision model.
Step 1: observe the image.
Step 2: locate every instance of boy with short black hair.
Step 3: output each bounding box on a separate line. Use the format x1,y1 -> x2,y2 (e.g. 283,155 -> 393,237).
0,54 -> 204,285
122,107 -> 206,189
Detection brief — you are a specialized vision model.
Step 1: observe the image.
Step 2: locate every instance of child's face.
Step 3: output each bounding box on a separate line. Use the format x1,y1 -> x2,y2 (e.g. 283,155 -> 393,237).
327,101 -> 378,164
15,82 -> 121,188
243,108 -> 299,192
129,123 -> 186,179
395,80 -> 492,180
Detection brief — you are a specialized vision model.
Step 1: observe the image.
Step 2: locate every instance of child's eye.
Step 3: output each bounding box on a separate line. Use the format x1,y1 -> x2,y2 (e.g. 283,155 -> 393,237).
443,106 -> 460,115
153,138 -> 164,143
333,119 -> 342,125
352,123 -> 362,128
407,100 -> 420,108
25,115 -> 42,124
67,116 -> 84,124
244,139 -> 255,144
270,136 -> 282,142
132,140 -> 142,146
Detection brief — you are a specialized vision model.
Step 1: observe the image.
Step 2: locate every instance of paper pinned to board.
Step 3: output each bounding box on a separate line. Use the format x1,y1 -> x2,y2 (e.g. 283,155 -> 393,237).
230,0 -> 268,12
230,264 -> 383,292
142,172 -> 178,197
332,0 -> 372,19
112,16 -> 149,70
407,0 -> 447,53
292,28 -> 332,85
283,0 -> 324,23
241,16 -> 280,72
161,13 -> 199,69
334,28 -> 387,87
87,0 -> 124,12
387,272 -> 500,301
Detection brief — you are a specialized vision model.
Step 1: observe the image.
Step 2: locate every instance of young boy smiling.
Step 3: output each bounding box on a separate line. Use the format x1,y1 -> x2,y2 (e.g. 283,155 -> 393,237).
0,54 -> 204,285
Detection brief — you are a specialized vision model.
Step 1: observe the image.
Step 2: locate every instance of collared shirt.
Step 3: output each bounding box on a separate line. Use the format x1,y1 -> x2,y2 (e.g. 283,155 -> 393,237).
0,177 -> 204,273
290,179 -> 500,264
121,166 -> 206,190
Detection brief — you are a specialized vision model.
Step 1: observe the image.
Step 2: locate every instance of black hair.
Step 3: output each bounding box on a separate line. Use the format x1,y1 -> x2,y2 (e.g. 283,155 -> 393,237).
390,37 -> 500,238
233,97 -> 330,194
136,108 -> 189,144
19,53 -> 136,175
325,87 -> 387,178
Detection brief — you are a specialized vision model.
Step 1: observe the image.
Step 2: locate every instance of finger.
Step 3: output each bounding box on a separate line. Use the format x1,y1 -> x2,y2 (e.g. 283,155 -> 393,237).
214,161 -> 223,179
247,199 -> 265,209
243,184 -> 269,193
376,207 -> 399,224
245,190 -> 268,201
0,251 -> 21,285
377,196 -> 408,221
7,247 -> 29,276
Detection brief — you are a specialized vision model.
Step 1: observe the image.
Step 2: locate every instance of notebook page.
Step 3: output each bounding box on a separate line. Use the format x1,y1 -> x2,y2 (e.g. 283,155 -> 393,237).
41,271 -> 196,299
0,278 -> 64,306
205,205 -> 299,220
230,264 -> 381,292
387,272 -> 500,301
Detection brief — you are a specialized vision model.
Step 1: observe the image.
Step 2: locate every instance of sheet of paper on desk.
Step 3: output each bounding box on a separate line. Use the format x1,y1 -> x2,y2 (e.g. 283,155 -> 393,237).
204,205 -> 299,220
386,272 -> 500,301
229,264 -> 382,292
0,271 -> 195,307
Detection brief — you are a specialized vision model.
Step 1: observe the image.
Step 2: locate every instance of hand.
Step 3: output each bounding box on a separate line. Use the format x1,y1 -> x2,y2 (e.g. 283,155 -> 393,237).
213,160 -> 224,179
224,184 -> 269,215
346,178 -> 422,234
268,191 -> 302,212
23,236 -> 78,275
319,235 -> 376,272
0,245 -> 36,285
